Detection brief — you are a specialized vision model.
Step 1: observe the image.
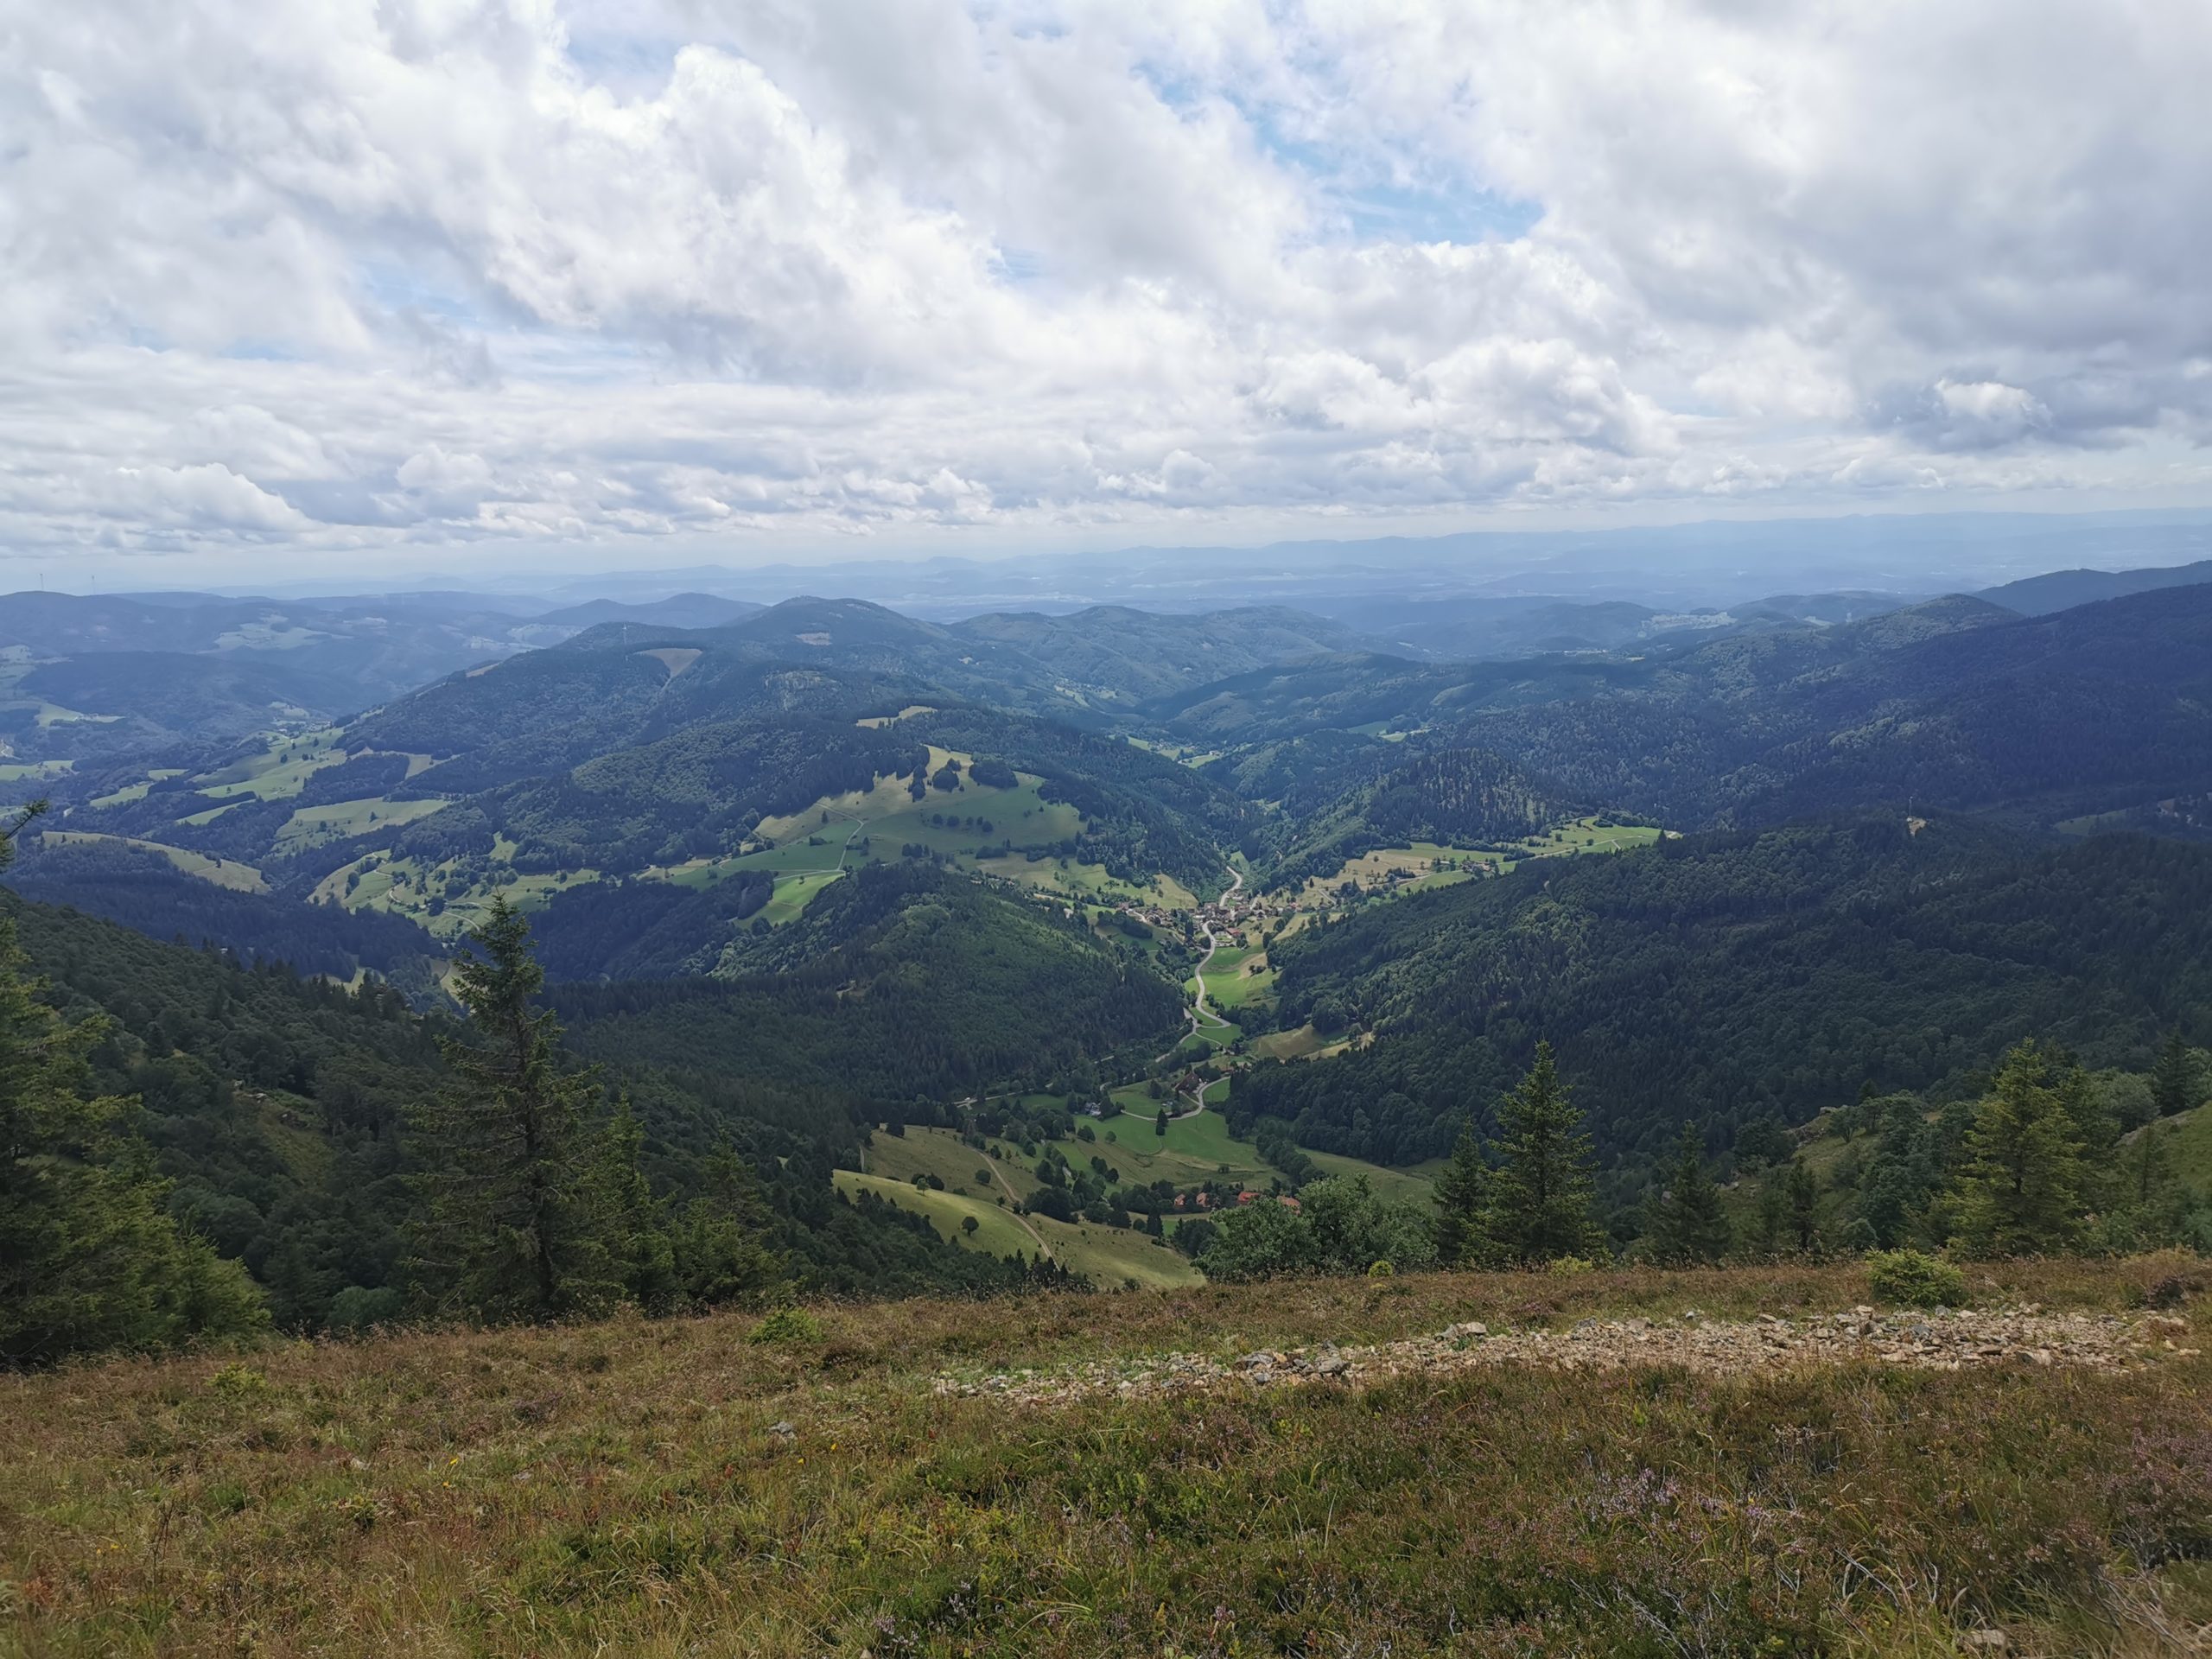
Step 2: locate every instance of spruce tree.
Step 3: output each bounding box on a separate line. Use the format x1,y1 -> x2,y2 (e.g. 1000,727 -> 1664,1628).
1784,1159 -> 1821,1255
405,896 -> 620,1322
669,1148 -> 783,1306
1948,1039 -> 2092,1257
596,1097 -> 678,1313
1431,1122 -> 1492,1267
2152,1030 -> 2203,1120
1488,1043 -> 1597,1264
1643,1122 -> 1731,1264
1,811 -> 265,1365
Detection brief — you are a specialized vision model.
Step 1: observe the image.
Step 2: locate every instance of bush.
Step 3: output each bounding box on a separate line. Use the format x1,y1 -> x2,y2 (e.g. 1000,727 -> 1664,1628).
1866,1249 -> 1967,1308
747,1306 -> 824,1346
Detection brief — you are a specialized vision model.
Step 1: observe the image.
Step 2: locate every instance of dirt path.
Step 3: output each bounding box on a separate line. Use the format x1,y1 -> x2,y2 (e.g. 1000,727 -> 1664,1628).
937,1306 -> 2186,1404
982,1154 -> 1054,1262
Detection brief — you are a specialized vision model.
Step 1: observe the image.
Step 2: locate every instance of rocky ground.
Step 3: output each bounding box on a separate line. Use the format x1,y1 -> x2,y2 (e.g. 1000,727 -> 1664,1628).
934,1305 -> 2200,1406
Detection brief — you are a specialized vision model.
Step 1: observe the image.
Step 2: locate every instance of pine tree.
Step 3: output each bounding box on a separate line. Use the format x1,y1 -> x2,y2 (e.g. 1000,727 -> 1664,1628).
1,810 -> 265,1365
2152,1030 -> 2203,1120
1488,1043 -> 1597,1265
1155,1106 -> 1169,1137
1643,1122 -> 1731,1264
1948,1039 -> 2093,1257
405,896 -> 620,1322
1431,1122 -> 1492,1267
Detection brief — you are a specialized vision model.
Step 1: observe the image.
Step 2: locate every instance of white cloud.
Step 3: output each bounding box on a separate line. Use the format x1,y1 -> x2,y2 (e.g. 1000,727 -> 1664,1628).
1,0 -> 2208,571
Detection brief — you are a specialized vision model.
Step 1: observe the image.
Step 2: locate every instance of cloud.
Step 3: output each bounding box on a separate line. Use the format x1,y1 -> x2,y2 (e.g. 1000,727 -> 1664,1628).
1,0 -> 2208,570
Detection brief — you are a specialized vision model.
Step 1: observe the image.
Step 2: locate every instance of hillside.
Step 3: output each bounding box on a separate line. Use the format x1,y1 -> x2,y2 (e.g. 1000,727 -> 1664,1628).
0,889 -> 1059,1330
0,591 -> 569,779
550,863 -> 1185,1104
1980,556 -> 2212,615
1165,587 -> 2212,836
1235,815 -> 2212,1173
7,1257 -> 2207,1656
1255,745 -> 1584,891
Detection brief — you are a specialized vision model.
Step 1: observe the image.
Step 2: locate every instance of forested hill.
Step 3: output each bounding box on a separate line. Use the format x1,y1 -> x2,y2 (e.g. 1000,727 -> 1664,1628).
1164,585 -> 2212,836
1255,745 -> 1580,890
552,862 -> 1185,1103
2,889 -> 1066,1332
1234,815 -> 2212,1173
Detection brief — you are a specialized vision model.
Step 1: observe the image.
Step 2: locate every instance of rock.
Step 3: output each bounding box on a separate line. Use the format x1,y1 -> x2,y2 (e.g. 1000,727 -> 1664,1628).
767,1421 -> 796,1440
1445,1321 -> 1489,1340
1958,1630 -> 2008,1650
1314,1356 -> 1351,1377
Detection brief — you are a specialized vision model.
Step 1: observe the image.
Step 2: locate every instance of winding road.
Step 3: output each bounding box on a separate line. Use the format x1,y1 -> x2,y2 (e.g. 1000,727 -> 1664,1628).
1147,861 -> 1244,1112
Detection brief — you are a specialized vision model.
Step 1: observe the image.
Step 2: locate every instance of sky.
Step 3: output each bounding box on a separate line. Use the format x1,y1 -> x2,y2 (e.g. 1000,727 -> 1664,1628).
6,0 -> 2212,584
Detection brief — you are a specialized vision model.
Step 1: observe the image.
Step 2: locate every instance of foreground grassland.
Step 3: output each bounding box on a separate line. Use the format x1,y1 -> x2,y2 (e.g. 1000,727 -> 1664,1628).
5,1258 -> 2209,1656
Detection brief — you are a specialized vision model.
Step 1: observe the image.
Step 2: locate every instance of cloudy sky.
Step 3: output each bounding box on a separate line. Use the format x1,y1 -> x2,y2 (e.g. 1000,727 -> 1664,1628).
6,0 -> 2211,581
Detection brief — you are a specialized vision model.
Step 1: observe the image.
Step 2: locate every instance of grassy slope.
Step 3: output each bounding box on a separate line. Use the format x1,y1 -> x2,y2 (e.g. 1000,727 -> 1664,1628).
834,1172 -> 1201,1288
859,1116 -> 1435,1290
5,1257 -> 2206,1657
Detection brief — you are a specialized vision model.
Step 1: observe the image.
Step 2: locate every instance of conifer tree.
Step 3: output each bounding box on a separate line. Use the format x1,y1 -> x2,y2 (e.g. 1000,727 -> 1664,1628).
669,1148 -> 784,1306
1644,1122 -> 1732,1264
1431,1122 -> 1492,1267
405,895 -> 620,1321
1,810 -> 265,1365
1948,1039 -> 2093,1257
1488,1043 -> 1597,1264
596,1097 -> 678,1313
2152,1030 -> 2204,1121
1784,1159 -> 1821,1255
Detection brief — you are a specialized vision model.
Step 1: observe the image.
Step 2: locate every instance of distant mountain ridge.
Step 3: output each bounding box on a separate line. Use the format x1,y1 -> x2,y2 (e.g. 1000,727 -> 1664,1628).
1976,558 -> 2212,616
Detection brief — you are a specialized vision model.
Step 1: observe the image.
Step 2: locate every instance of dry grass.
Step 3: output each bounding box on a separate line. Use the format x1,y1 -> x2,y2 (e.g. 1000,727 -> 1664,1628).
3,1257 -> 2209,1656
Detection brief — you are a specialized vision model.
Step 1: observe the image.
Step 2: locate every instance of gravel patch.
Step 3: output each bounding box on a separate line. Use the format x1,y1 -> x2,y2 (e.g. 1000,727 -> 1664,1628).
935,1307 -> 2198,1406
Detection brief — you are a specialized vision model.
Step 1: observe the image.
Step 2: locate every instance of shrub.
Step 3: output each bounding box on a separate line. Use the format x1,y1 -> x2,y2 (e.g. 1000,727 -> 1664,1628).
747,1306 -> 824,1346
1866,1249 -> 1967,1308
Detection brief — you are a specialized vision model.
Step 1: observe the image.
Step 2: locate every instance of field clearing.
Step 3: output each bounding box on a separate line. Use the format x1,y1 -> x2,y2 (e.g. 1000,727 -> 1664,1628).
86,767 -> 185,808
973,852 -> 1195,909
1198,942 -> 1274,1009
5,1258 -> 2202,1657
38,831 -> 266,892
1088,1103 -> 1278,1186
30,702 -> 119,728
1301,1149 -> 1441,1205
753,748 -> 963,843
859,1128 -> 1027,1198
758,868 -> 844,925
834,1171 -> 1040,1262
836,1170 -> 1202,1288
195,729 -> 347,802
1298,818 -> 1664,906
315,855 -> 598,938
2130,1103 -> 2212,1190
0,759 -> 72,782
855,704 -> 938,728
276,795 -> 447,850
